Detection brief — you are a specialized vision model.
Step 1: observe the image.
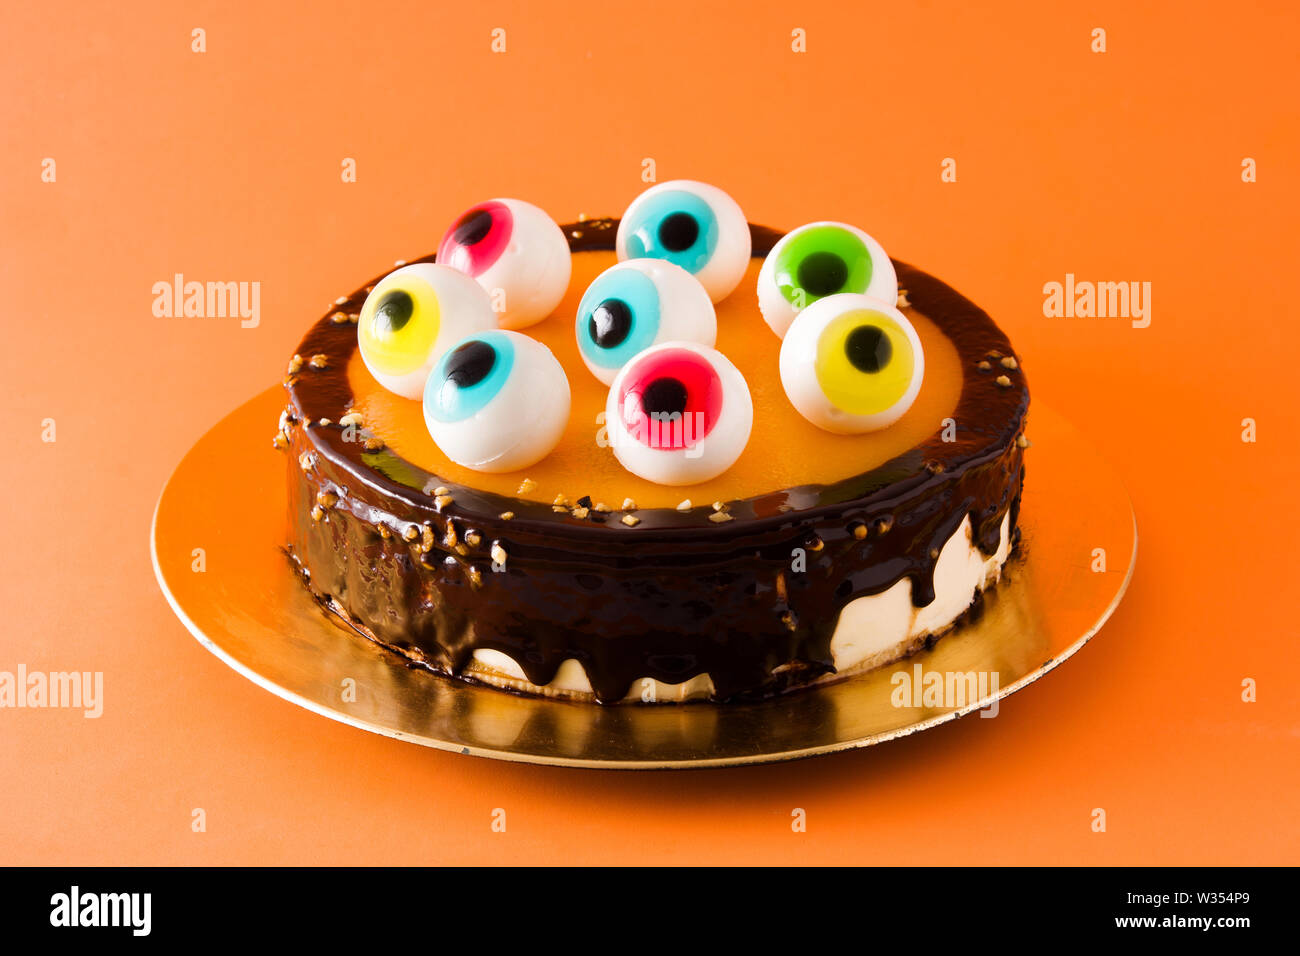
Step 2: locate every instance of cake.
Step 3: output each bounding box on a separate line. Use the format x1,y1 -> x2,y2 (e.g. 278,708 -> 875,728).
277,186 -> 1029,703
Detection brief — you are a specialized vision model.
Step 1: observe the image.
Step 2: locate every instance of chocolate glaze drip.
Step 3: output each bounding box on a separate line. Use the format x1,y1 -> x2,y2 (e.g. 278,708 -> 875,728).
281,220 -> 1029,702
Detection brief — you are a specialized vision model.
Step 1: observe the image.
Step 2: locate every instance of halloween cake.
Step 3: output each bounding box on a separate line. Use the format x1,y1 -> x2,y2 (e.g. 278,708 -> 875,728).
277,181 -> 1029,703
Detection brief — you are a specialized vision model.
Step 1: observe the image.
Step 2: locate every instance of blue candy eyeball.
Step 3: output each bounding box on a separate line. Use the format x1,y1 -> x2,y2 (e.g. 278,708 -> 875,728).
423,330 -> 571,472
575,258 -> 716,386
615,180 -> 751,303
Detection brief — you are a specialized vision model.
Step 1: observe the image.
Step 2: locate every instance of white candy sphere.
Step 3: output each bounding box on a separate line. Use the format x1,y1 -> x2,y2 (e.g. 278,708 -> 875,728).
357,263 -> 498,400
438,198 -> 572,330
423,330 -> 571,472
615,180 -> 751,303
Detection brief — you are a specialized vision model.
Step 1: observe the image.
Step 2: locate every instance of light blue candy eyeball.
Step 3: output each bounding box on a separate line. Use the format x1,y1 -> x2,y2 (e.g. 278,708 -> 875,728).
615,180 -> 751,303
575,258 -> 716,385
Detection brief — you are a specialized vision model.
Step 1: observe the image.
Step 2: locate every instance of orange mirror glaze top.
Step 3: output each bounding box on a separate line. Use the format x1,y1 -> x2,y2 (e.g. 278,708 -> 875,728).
347,251 -> 963,510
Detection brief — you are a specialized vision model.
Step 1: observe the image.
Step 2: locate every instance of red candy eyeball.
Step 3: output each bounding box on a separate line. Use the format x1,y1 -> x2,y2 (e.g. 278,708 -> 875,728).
605,342 -> 753,485
437,198 -> 571,330
438,201 -> 514,278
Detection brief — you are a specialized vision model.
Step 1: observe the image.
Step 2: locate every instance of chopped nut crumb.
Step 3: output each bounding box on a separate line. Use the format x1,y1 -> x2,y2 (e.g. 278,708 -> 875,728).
464,531 -> 482,547
1016,434 -> 1031,449
316,490 -> 339,509
499,511 -> 515,521
287,354 -> 304,375
977,360 -> 992,370
777,504 -> 794,513
339,411 -> 364,427
378,524 -> 392,539
552,493 -> 569,507
995,375 -> 1012,388
592,502 -> 611,513
621,514 -> 641,527
988,350 -> 1002,359
781,611 -> 797,631
330,311 -> 349,324
896,289 -> 911,308
709,512 -> 734,524
517,478 -> 537,494
930,547 -> 941,560
467,566 -> 482,587
712,500 -> 729,512
309,353 -> 329,369
775,572 -> 788,601
348,313 -> 359,324
363,437 -> 384,451
317,417 -> 332,427
853,523 -> 868,540
434,494 -> 454,510
310,504 -> 324,522
298,452 -> 314,472
334,296 -> 348,305
552,505 -> 569,513
571,505 -> 590,519
402,525 -> 420,542
1000,356 -> 1018,369
805,534 -> 823,550
443,522 -> 458,548
676,499 -> 692,511
874,516 -> 894,535
421,525 -> 436,552
621,498 -> 637,511
271,433 -> 288,451
491,543 -> 508,567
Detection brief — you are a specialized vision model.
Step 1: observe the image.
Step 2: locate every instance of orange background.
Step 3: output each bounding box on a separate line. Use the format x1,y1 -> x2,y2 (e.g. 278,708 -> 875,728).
2,0 -> 1297,864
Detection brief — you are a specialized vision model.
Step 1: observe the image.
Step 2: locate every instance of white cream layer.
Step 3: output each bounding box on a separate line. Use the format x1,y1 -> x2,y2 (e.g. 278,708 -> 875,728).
467,513 -> 1011,703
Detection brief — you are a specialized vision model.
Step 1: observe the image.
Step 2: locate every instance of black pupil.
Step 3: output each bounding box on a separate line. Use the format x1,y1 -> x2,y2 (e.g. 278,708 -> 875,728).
452,209 -> 494,246
374,290 -> 414,334
657,212 -> 699,252
845,325 -> 892,373
797,251 -> 849,298
445,340 -> 496,388
588,299 -> 632,349
641,377 -> 688,417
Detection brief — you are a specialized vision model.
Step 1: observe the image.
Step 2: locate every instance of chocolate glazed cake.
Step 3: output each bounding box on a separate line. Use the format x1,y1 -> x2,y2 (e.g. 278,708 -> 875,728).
277,220 -> 1029,703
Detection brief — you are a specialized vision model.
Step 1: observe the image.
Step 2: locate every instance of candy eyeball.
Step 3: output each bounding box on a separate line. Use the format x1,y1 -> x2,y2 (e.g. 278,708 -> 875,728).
779,293 -> 924,434
437,198 -> 572,330
757,222 -> 898,338
605,342 -> 753,486
575,259 -> 717,386
615,180 -> 751,303
357,263 -> 498,400
423,330 -> 571,473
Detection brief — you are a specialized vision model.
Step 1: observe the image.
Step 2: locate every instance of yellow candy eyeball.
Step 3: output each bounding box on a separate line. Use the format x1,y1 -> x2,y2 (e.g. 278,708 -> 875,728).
357,263 -> 497,399
437,198 -> 573,330
757,221 -> 898,339
779,293 -> 925,434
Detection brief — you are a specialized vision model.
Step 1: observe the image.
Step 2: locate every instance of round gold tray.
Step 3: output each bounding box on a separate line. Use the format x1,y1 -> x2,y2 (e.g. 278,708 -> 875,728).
152,386 -> 1135,769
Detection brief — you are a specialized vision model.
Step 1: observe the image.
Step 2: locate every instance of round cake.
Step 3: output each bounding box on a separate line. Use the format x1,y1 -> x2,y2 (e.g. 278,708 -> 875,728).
277,212 -> 1029,703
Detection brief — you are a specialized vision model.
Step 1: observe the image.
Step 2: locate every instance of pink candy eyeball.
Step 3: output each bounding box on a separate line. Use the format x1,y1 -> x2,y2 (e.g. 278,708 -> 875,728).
438,198 -> 572,330
605,341 -> 753,486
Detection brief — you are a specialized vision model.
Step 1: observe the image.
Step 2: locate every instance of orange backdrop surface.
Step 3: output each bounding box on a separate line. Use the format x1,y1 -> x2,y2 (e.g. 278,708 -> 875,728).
2,0 -> 1297,864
